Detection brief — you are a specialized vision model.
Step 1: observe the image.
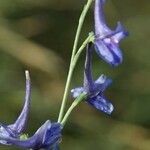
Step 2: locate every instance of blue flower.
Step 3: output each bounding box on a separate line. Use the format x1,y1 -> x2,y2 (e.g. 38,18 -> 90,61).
0,71 -> 62,150
0,71 -> 31,145
0,120 -> 62,150
71,44 -> 114,115
94,0 -> 128,66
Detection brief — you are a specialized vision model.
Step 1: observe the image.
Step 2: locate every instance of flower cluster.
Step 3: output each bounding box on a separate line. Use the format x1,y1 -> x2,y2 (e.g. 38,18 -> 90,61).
71,0 -> 128,114
0,0 -> 128,149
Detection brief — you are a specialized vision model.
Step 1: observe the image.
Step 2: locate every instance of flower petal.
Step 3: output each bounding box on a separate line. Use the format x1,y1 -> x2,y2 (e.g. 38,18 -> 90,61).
87,95 -> 114,115
84,43 -> 94,93
0,124 -> 16,145
44,122 -> 62,146
112,22 -> 128,43
71,87 -> 85,98
0,121 -> 62,149
95,0 -> 111,36
94,0 -> 128,66
95,38 -> 123,66
8,71 -> 31,134
94,74 -> 112,93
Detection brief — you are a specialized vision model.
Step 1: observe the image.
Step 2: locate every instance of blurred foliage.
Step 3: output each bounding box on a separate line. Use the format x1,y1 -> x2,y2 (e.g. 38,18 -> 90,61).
0,0 -> 149,150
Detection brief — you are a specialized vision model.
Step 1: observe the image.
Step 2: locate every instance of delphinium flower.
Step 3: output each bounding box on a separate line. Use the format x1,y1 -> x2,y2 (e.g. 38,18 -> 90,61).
94,0 -> 128,66
71,44 -> 114,115
0,71 -> 31,145
0,71 -> 62,150
1,120 -> 62,150
0,0 -> 129,149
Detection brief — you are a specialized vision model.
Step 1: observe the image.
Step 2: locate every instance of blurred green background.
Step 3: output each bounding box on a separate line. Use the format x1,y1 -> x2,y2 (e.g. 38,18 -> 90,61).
0,0 -> 150,149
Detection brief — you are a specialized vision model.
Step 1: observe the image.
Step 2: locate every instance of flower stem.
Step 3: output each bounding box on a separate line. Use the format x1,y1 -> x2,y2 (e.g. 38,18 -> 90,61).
61,93 -> 87,126
71,0 -> 94,62
58,0 -> 93,123
73,32 -> 94,65
58,33 -> 94,123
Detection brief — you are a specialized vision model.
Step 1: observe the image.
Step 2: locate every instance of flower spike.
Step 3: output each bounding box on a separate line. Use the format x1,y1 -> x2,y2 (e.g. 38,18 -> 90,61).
94,0 -> 128,66
71,44 -> 114,115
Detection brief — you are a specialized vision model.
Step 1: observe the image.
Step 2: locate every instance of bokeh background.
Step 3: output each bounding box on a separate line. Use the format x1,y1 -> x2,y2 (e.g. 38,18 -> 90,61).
0,0 -> 150,149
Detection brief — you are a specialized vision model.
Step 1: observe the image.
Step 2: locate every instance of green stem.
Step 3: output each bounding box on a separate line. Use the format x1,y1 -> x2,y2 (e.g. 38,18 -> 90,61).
60,33 -> 93,125
71,0 -> 93,62
58,0 -> 93,123
58,33 -> 94,123
61,93 -> 87,126
73,32 -> 94,65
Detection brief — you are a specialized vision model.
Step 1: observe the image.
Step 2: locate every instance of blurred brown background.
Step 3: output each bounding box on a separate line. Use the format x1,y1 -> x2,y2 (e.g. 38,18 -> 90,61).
0,0 -> 150,149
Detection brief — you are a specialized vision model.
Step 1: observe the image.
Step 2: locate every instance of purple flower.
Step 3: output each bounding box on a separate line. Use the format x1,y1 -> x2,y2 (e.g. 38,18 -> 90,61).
0,120 -> 62,150
71,44 -> 114,115
94,0 -> 128,66
0,71 -> 62,149
0,71 -> 31,145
